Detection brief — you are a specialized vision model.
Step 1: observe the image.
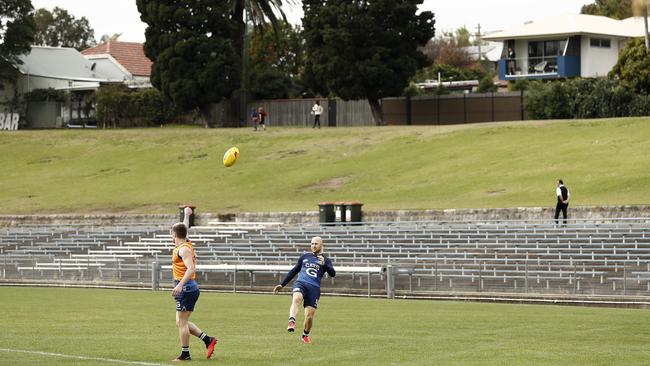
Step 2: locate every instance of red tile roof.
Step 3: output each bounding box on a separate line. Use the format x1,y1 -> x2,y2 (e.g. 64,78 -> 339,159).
82,41 -> 152,77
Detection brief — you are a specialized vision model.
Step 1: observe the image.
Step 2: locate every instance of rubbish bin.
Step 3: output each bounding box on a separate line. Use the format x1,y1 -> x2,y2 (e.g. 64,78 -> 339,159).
335,202 -> 347,224
179,205 -> 196,228
346,202 -> 363,224
318,202 -> 335,225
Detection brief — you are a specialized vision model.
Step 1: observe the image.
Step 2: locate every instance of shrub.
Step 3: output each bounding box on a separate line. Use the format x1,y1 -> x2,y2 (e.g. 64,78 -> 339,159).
628,94 -> 650,116
525,81 -> 573,119
96,86 -> 167,127
525,78 -> 640,120
609,38 -> 650,94
477,76 -> 498,93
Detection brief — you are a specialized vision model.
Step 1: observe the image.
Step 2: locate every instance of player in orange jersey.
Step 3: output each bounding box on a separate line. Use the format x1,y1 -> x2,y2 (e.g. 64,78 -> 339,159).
171,207 -> 217,361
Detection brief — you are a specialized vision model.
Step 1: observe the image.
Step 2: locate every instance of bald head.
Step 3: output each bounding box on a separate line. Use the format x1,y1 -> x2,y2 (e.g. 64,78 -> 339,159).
310,236 -> 323,254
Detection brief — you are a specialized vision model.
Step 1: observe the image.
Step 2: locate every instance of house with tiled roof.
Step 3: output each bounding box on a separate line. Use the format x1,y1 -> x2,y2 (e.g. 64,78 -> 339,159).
81,41 -> 152,88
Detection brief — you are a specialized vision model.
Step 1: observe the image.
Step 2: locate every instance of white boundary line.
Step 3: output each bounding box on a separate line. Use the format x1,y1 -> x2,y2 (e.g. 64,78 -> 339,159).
0,348 -> 170,366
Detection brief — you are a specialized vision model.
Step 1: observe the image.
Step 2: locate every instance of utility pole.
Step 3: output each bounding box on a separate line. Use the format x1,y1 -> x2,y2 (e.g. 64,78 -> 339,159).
476,24 -> 482,61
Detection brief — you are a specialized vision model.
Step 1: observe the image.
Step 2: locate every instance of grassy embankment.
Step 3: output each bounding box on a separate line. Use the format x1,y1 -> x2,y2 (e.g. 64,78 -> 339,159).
1,117 -> 649,214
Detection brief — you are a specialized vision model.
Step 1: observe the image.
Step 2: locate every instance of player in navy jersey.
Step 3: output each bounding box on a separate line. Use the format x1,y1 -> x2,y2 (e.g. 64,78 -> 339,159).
273,236 -> 336,344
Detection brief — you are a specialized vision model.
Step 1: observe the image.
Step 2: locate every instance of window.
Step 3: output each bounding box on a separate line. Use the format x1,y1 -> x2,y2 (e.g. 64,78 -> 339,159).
590,38 -> 611,48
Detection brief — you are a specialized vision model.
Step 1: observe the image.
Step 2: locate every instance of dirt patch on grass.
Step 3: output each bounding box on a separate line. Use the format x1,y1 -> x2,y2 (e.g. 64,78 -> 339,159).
486,188 -> 506,195
300,176 -> 351,191
267,149 -> 307,159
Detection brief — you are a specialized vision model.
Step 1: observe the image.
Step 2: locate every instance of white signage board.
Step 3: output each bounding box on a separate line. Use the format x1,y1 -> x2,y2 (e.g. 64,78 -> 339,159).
0,113 -> 20,130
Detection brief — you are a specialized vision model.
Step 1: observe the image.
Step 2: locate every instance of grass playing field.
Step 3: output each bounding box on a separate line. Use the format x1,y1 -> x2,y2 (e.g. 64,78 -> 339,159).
1,287 -> 649,365
1,117 -> 649,214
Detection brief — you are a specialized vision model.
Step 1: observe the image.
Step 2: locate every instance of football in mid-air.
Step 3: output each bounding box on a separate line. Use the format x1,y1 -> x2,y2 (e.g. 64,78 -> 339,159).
223,147 -> 239,167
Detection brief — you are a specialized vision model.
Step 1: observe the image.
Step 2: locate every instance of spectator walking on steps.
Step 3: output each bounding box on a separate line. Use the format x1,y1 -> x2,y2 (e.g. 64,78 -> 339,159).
554,179 -> 570,226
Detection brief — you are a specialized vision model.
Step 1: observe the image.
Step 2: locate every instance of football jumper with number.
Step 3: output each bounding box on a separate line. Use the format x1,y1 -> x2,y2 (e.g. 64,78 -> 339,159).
281,253 -> 336,289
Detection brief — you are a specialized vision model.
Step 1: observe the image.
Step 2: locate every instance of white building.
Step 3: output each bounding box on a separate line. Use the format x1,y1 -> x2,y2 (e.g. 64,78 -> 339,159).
483,14 -> 647,80
0,46 -> 108,128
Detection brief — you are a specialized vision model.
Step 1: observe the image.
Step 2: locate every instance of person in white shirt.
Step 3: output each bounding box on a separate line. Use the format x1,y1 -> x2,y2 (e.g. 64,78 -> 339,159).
311,101 -> 323,129
554,179 -> 570,225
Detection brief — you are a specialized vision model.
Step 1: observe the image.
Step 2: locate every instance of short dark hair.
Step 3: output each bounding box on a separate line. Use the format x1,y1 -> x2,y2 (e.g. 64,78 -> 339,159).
558,179 -> 564,184
172,223 -> 187,239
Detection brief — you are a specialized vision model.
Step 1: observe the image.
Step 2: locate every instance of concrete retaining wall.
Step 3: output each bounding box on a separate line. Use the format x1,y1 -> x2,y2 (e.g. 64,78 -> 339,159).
1,205 -> 648,227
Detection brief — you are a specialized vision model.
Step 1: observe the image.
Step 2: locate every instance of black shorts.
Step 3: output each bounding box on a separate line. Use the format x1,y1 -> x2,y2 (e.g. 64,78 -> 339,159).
174,281 -> 200,312
292,281 -> 320,308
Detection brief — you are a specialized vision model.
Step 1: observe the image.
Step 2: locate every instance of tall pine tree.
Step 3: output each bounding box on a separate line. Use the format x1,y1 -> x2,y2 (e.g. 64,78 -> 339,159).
302,0 -> 434,125
136,0 -> 239,124
0,0 -> 36,87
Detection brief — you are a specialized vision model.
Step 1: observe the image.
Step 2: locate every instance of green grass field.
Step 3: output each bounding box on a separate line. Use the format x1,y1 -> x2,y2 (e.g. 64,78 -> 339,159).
1,287 -> 649,365
1,117 -> 649,214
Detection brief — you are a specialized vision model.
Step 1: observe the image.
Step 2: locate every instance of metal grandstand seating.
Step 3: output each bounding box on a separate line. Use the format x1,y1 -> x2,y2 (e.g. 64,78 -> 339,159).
2,218 -> 650,297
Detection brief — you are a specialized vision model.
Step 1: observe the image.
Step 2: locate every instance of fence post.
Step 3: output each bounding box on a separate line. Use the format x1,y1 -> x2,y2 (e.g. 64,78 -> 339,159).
491,92 -> 495,122
478,262 -> 482,292
525,262 -> 528,293
386,265 -> 395,299
327,98 -> 337,127
434,259 -> 438,291
367,270 -> 371,298
406,96 -> 412,126
463,93 -> 467,123
623,264 -> 627,296
520,89 -> 525,121
151,261 -> 159,290
233,268 -> 237,293
436,96 -> 440,125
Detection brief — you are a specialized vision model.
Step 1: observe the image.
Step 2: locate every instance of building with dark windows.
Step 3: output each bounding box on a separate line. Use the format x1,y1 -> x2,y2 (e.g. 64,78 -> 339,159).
483,14 -> 646,81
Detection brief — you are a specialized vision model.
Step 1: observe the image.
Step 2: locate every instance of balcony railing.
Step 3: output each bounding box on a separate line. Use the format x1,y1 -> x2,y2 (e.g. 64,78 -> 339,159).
498,55 -> 580,80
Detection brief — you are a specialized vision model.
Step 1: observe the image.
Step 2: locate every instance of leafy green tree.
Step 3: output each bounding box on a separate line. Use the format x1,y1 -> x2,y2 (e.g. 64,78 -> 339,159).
454,26 -> 472,47
609,38 -> 650,93
477,75 -> 497,93
228,0 -> 292,118
33,7 -> 95,50
248,21 -> 304,99
136,0 -> 239,124
581,0 -> 632,19
302,0 -> 435,125
0,0 -> 36,87
229,0 -> 291,59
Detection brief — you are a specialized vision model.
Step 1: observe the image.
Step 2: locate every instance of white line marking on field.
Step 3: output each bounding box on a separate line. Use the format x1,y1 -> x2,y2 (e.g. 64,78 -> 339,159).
0,348 -> 170,366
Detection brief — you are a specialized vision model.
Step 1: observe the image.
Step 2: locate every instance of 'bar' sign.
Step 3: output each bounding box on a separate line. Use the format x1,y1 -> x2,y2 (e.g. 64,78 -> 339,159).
0,113 -> 20,130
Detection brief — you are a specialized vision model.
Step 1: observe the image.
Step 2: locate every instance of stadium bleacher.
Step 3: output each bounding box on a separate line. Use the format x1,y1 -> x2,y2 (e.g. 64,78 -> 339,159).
1,218 -> 650,297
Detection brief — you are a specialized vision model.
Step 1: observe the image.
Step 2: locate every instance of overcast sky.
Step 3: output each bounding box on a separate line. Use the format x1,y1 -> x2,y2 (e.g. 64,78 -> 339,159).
31,0 -> 594,44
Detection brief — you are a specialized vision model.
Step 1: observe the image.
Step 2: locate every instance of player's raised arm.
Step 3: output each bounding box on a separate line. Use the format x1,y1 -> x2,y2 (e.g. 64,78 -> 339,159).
182,206 -> 192,229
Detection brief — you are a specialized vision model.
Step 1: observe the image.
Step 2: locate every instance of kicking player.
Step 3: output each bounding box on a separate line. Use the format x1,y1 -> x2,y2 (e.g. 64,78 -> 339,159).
171,207 -> 217,361
273,236 -> 336,344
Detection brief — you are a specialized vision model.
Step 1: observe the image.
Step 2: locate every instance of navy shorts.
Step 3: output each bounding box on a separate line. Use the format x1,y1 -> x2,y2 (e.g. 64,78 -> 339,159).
292,282 -> 320,309
174,280 -> 200,312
